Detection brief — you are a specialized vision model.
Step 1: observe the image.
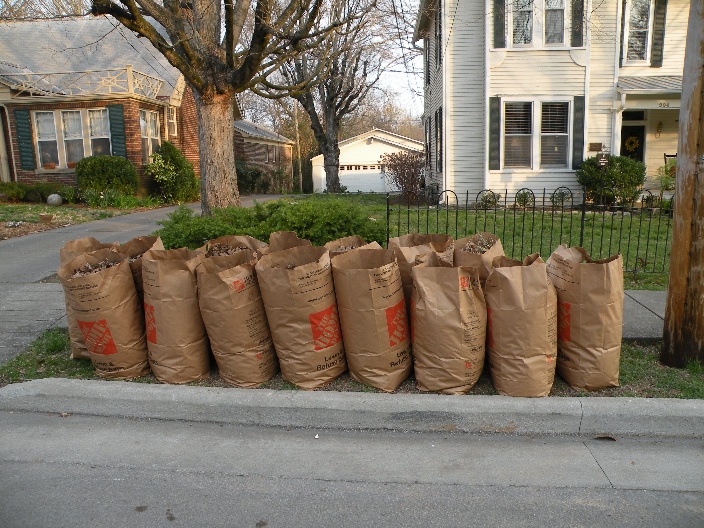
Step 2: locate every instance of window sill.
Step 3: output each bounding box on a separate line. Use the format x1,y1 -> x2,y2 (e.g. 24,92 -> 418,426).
491,46 -> 586,52
491,168 -> 574,173
35,167 -> 75,174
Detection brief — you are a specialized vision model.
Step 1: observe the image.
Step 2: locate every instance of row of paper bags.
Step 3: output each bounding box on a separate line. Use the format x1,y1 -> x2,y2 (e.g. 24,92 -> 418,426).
57,231 -> 624,396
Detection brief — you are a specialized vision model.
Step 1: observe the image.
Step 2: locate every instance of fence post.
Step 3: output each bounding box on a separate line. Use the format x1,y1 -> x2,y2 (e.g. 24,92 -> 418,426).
579,186 -> 587,247
385,193 -> 390,247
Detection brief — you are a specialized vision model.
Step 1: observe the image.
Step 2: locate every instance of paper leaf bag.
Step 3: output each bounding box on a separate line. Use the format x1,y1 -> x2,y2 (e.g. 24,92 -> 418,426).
412,252 -> 487,394
257,231 -> 312,258
197,252 -> 278,387
388,233 -> 454,310
332,249 -> 411,392
546,245 -> 624,391
454,232 -> 505,287
324,235 -> 367,259
57,249 -> 149,379
484,254 -> 557,397
142,248 -> 210,384
115,236 -> 164,303
199,235 -> 268,257
59,237 -> 116,360
255,246 -> 346,389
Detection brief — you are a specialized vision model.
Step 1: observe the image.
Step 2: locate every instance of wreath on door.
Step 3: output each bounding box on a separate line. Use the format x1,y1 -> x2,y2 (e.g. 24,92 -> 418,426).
624,136 -> 640,152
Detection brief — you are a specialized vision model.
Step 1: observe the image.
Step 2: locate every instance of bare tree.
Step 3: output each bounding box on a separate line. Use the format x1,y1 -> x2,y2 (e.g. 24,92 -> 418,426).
89,0 -> 369,213
257,0 -> 398,192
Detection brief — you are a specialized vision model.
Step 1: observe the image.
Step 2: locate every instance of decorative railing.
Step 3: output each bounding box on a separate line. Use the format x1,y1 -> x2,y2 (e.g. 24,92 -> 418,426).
10,65 -> 163,99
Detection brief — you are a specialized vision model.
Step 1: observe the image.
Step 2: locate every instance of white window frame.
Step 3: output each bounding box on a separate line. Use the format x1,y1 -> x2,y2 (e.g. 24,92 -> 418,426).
501,96 -> 573,171
33,108 -> 112,169
544,0 -> 566,46
87,108 -> 112,157
508,0 -> 534,47
622,0 -> 655,65
167,106 -> 177,138
140,109 -> 161,163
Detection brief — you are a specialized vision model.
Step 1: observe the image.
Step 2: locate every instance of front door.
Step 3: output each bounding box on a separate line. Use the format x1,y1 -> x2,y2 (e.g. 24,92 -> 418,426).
620,125 -> 645,162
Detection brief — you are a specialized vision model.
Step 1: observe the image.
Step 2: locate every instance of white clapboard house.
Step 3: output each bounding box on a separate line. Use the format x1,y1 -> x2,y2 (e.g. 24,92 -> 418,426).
414,0 -> 686,200
312,129 -> 423,193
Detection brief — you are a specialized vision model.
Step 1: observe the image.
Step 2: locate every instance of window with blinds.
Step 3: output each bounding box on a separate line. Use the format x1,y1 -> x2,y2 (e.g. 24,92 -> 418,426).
504,102 -> 532,168
624,0 -> 653,61
540,102 -> 569,167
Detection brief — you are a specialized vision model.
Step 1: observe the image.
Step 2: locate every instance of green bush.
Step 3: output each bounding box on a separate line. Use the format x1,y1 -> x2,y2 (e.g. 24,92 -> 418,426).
75,155 -> 138,196
576,155 -> 646,205
156,198 -> 386,249
146,141 -> 199,203
0,182 -> 27,202
236,160 -> 269,194
59,185 -> 79,204
81,188 -> 160,209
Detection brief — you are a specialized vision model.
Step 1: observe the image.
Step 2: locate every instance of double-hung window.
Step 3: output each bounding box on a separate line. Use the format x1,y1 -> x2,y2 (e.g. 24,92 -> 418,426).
35,112 -> 59,166
511,0 -> 533,46
140,109 -> 160,163
545,0 -> 565,45
623,0 -> 654,62
503,100 -> 570,169
167,106 -> 177,137
61,111 -> 84,164
88,109 -> 111,156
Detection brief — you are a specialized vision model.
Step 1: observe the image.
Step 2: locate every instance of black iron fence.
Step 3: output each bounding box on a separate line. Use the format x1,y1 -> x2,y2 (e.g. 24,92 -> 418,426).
385,187 -> 673,274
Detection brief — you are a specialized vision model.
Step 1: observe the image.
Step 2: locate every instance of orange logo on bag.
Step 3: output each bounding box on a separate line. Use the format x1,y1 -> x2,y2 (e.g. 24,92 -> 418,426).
309,305 -> 342,351
486,306 -> 494,348
232,279 -> 246,292
465,361 -> 473,369
386,300 -> 409,347
77,319 -> 117,355
144,302 -> 157,344
547,356 -> 555,363
256,352 -> 263,360
558,301 -> 571,342
459,276 -> 469,290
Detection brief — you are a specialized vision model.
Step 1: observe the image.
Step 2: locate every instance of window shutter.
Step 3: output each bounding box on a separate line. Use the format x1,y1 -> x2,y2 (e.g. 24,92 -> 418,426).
14,109 -> 36,170
572,96 -> 585,170
618,0 -> 626,67
489,97 -> 501,170
493,0 -> 505,49
651,0 -> 667,67
571,0 -> 584,47
107,104 -> 127,158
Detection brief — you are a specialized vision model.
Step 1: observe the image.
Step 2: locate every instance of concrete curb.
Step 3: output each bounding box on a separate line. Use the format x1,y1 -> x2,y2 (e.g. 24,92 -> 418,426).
1,378 -> 702,438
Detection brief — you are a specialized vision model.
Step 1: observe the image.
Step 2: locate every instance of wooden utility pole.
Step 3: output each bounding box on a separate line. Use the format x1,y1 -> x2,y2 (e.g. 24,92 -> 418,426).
662,0 -> 704,367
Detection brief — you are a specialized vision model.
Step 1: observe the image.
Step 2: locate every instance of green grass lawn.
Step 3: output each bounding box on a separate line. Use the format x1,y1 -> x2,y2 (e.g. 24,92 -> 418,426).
2,329 -> 701,399
0,203 -> 118,225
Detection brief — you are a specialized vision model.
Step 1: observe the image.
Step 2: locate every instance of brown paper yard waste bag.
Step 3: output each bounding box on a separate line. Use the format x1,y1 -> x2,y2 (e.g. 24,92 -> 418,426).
255,246 -> 346,389
388,233 -> 454,310
57,249 -> 149,378
412,253 -> 487,394
59,237 -> 116,360
257,231 -> 312,257
115,236 -> 164,303
546,245 -> 624,390
197,251 -> 278,387
454,232 -> 505,287
142,248 -> 210,384
332,249 -> 411,391
484,254 -> 557,397
324,235 -> 367,259
199,235 -> 268,256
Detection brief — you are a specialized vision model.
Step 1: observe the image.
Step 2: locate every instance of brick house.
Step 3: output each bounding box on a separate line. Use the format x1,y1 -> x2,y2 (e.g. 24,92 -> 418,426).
0,16 -> 293,191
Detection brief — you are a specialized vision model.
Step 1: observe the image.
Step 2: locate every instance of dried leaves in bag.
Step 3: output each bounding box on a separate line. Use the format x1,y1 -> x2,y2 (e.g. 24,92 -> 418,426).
115,236 -> 164,302
324,235 -> 367,259
412,253 -> 487,394
546,245 -> 624,391
484,254 -> 557,397
59,237 -> 116,360
257,231 -> 312,258
454,232 -> 504,287
332,249 -> 411,392
57,248 -> 149,379
256,246 -> 346,389
142,248 -> 210,384
197,251 -> 278,387
199,235 -> 268,258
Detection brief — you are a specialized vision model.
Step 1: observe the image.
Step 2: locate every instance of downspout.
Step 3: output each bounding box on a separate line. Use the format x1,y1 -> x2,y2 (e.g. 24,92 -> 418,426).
611,0 -> 625,155
484,0 -> 491,190
0,104 -> 18,182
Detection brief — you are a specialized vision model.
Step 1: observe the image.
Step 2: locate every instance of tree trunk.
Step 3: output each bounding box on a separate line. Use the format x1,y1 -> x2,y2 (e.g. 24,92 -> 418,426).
193,91 -> 241,214
294,104 -> 303,193
661,0 -> 704,367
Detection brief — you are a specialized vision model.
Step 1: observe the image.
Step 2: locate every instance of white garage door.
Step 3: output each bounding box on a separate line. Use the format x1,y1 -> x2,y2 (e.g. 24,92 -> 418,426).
339,164 -> 387,193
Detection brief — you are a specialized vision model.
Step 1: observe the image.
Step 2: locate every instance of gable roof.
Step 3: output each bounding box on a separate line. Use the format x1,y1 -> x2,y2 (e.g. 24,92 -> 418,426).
0,16 -> 181,99
234,119 -> 293,145
338,128 -> 423,151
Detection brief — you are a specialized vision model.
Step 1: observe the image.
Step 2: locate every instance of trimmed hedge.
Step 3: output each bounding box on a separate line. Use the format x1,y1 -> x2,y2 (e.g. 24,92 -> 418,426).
576,155 -> 646,205
75,155 -> 138,196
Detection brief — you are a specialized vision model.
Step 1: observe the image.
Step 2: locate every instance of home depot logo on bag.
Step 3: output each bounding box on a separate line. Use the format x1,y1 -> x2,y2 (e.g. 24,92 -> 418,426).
459,276 -> 469,290
77,319 -> 117,355
309,305 -> 342,350
144,303 -> 157,344
232,274 -> 256,293
558,301 -> 571,341
385,300 -> 409,347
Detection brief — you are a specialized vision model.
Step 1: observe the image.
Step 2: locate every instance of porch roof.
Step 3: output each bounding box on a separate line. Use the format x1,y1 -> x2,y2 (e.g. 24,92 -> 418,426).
617,76 -> 682,95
